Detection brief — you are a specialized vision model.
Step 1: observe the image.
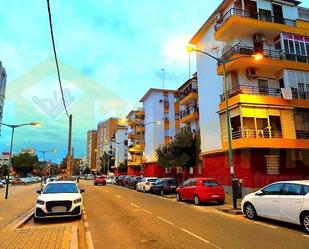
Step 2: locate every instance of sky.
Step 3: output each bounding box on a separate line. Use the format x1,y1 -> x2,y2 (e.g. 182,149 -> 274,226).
0,0 -> 308,163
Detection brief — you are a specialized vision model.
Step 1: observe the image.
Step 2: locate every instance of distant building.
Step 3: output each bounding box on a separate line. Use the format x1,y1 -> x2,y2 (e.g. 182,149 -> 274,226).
0,61 -> 7,134
96,118 -> 119,172
21,148 -> 36,156
86,130 -> 97,173
114,125 -> 128,173
140,88 -> 180,176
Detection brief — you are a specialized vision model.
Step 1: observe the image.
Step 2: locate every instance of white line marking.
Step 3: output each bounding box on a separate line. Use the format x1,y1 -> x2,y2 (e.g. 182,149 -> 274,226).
303,235 -> 309,238
142,209 -> 152,214
130,203 -> 140,208
253,221 -> 278,229
115,195 -> 121,198
157,216 -> 175,226
180,228 -> 222,249
86,231 -> 95,249
84,222 -> 89,228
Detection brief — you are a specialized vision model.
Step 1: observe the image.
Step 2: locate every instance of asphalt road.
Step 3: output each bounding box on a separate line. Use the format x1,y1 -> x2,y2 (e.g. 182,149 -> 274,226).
81,182 -> 309,249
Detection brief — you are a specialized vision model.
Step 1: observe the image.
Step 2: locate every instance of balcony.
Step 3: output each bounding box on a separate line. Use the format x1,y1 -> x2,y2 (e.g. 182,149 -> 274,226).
180,107 -> 199,123
214,8 -> 307,41
220,85 -> 309,102
296,131 -> 309,139
217,44 -> 309,75
128,160 -> 142,167
232,129 -> 282,140
179,89 -> 198,105
128,144 -> 143,153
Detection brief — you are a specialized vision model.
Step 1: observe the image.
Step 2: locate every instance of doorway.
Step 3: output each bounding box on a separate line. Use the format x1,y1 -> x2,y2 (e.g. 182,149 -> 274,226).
273,4 -> 284,24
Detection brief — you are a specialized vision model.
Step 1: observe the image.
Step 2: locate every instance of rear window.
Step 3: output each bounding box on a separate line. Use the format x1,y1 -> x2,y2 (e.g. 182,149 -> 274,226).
148,179 -> 157,183
202,180 -> 219,187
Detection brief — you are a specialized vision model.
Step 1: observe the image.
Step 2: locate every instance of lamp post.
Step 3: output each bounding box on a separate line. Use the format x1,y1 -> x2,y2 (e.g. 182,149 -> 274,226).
186,45 -> 263,209
138,121 -> 160,176
36,149 -> 56,187
0,122 -> 41,199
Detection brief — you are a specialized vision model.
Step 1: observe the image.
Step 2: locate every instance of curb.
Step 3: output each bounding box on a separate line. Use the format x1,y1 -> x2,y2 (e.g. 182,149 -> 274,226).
218,208 -> 243,215
82,207 -> 94,249
5,208 -> 34,230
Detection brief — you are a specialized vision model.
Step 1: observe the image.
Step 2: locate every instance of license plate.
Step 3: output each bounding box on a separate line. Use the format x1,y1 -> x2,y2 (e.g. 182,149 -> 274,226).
211,195 -> 220,198
51,206 -> 66,213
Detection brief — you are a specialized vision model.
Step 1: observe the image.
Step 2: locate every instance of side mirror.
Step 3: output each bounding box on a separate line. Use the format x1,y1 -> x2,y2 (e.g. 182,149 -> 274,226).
80,189 -> 85,193
255,190 -> 264,196
36,190 -> 42,194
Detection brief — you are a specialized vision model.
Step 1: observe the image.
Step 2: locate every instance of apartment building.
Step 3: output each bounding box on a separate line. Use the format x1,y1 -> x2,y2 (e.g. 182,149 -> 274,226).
114,124 -> 128,173
140,88 -> 180,176
0,62 -> 6,134
86,130 -> 97,173
126,109 -> 144,175
96,118 -> 119,172
190,0 -> 309,192
178,73 -> 199,132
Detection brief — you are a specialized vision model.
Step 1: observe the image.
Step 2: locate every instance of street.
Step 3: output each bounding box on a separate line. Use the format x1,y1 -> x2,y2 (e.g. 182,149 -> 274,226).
81,181 -> 309,249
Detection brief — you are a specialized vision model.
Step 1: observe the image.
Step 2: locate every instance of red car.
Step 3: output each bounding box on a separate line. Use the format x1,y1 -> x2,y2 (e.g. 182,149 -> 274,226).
94,176 -> 106,186
176,178 -> 225,205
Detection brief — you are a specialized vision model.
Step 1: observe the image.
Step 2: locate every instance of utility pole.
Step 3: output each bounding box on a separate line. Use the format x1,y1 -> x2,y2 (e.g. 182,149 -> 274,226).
66,114 -> 72,177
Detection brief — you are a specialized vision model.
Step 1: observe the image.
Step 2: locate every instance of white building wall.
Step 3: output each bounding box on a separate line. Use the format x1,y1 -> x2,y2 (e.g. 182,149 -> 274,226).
196,25 -> 224,152
0,62 -> 6,134
115,128 -> 128,167
168,92 -> 176,138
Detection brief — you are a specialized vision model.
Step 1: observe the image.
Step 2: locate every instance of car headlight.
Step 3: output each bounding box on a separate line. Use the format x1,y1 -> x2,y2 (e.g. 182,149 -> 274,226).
73,198 -> 82,204
36,199 -> 45,205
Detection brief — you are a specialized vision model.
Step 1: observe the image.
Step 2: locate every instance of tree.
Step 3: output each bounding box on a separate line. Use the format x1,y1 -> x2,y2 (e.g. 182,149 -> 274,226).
100,152 -> 110,175
155,128 -> 200,170
118,160 -> 128,174
11,153 -> 38,176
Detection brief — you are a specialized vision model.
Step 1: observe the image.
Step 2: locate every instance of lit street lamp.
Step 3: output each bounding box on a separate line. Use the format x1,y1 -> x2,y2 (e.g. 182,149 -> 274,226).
186,44 -> 263,209
36,149 -> 56,186
0,122 -> 41,199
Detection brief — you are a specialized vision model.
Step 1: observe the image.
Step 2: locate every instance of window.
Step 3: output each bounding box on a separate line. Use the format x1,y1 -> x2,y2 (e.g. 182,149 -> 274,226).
43,183 -> 78,194
183,179 -> 190,187
202,180 -> 219,187
302,185 -> 309,195
191,179 -> 197,186
281,184 -> 302,195
261,183 -> 284,195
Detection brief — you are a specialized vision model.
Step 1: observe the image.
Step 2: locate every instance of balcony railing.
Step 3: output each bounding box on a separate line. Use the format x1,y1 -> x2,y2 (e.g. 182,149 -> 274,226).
214,8 -> 296,31
220,85 -> 309,102
231,129 -> 283,140
179,88 -> 198,101
296,131 -> 309,139
180,106 -> 199,119
220,44 -> 309,64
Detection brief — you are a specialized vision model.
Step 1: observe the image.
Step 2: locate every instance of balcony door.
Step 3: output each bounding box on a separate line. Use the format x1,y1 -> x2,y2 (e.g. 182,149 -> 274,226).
245,0 -> 257,19
269,116 -> 282,138
258,79 -> 268,95
272,4 -> 284,24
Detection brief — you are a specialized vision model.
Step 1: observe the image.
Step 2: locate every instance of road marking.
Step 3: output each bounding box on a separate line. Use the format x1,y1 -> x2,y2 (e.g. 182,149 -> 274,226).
253,221 -> 278,229
142,208 -> 152,214
130,203 -> 140,208
180,228 -> 222,249
86,231 -> 95,249
303,235 -> 309,238
84,222 -> 89,228
115,195 -> 121,198
157,216 -> 175,226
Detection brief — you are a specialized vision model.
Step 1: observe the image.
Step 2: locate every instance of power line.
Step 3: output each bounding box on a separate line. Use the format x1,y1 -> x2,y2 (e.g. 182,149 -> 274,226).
46,0 -> 70,118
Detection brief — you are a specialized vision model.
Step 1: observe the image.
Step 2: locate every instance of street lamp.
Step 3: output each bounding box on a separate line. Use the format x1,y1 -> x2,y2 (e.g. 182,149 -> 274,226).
186,44 -> 263,209
0,122 -> 41,199
36,149 -> 56,186
138,121 -> 160,176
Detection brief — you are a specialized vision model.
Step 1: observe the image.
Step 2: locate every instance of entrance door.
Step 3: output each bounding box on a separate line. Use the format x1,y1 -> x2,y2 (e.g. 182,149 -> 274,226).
245,1 -> 258,19
273,4 -> 284,24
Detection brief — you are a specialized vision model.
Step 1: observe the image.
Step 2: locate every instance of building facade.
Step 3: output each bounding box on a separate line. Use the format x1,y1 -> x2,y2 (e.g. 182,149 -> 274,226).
0,61 -> 6,134
86,130 -> 97,173
190,0 -> 309,192
96,118 -> 119,172
140,88 -> 180,177
126,109 -> 145,175
114,125 -> 128,173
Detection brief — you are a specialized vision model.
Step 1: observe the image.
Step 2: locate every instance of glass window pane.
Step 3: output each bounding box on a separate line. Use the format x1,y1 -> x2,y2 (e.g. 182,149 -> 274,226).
202,180 -> 219,187
303,185 -> 309,195
281,183 -> 302,195
261,183 -> 283,195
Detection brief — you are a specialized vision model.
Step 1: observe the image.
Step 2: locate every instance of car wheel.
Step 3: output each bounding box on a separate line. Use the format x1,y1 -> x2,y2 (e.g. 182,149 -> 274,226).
244,203 -> 257,220
160,190 -> 164,196
34,217 -> 41,223
176,192 -> 182,201
218,200 -> 225,205
301,213 -> 309,234
194,195 -> 200,205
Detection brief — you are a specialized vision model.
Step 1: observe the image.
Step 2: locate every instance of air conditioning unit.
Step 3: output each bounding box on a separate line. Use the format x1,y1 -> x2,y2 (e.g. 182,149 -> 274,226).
246,68 -> 257,80
253,33 -> 264,42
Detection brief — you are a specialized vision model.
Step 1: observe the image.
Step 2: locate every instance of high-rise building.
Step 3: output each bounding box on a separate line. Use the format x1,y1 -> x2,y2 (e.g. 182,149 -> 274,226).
190,0 -> 309,193
86,130 -> 97,173
0,61 -> 7,134
140,88 -> 180,176
114,124 -> 128,173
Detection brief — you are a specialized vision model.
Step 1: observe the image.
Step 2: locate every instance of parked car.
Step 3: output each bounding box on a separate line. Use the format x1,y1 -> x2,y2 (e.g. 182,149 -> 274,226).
176,178 -> 225,205
241,180 -> 309,234
127,176 -> 142,190
106,176 -> 115,184
150,178 -> 177,196
0,182 -> 4,188
12,178 -> 25,185
115,175 -> 126,186
85,174 -> 95,180
136,177 -> 158,193
94,175 -> 107,186
34,181 -> 84,222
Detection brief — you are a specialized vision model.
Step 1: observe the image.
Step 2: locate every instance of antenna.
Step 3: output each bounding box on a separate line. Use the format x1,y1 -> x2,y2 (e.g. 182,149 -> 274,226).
161,68 -> 165,89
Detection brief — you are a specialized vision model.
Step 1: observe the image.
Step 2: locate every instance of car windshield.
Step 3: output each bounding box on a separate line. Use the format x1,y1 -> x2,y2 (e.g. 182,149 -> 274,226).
148,179 -> 157,183
202,180 -> 219,187
43,183 -> 78,194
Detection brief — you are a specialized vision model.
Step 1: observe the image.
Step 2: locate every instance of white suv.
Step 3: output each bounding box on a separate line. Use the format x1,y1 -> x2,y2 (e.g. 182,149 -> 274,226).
34,181 -> 84,222
241,180 -> 309,233
136,177 -> 158,193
